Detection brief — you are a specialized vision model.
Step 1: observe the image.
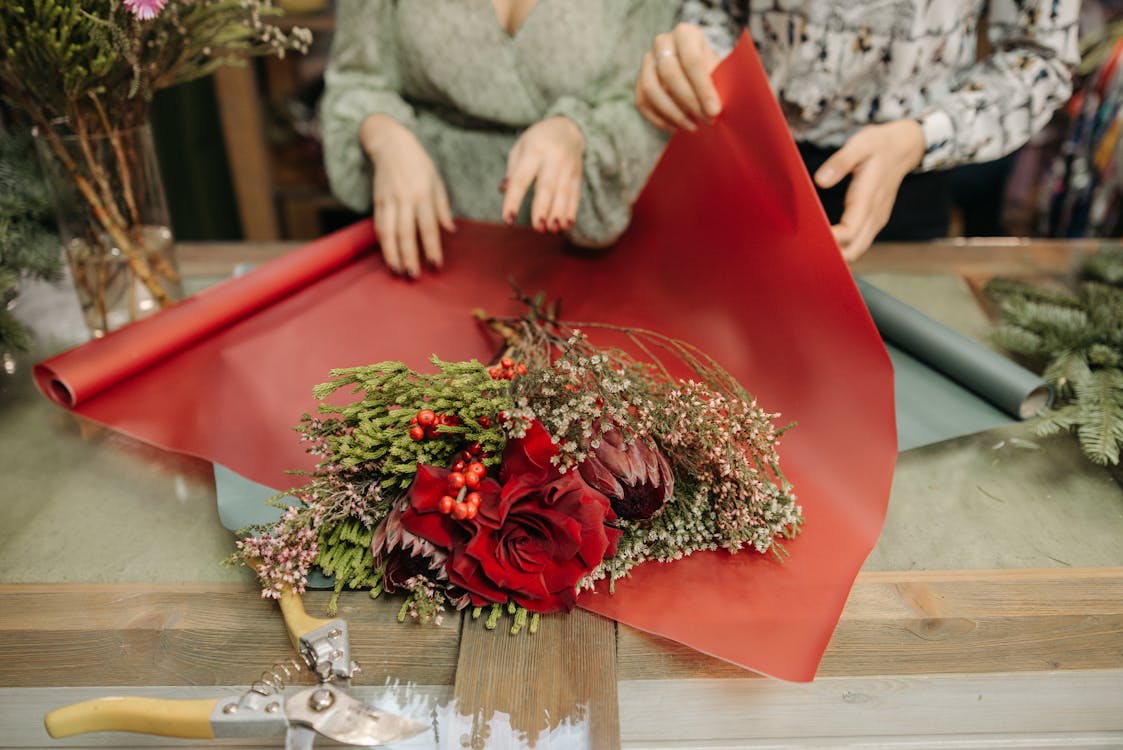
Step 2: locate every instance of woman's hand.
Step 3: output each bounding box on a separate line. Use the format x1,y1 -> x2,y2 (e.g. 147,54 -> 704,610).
501,116 -> 585,234
635,23 -> 722,132
360,114 -> 455,277
814,119 -> 927,261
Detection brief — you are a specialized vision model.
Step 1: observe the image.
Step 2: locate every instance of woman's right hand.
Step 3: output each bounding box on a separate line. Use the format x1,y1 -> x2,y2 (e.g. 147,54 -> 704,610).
359,114 -> 455,277
635,23 -> 722,132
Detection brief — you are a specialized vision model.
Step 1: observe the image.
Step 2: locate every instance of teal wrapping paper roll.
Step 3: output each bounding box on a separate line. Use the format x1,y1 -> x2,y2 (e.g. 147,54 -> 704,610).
856,277 -> 1053,421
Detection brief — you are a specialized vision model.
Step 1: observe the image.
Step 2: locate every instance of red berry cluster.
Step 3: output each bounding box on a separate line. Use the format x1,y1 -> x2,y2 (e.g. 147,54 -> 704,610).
439,443 -> 487,520
488,356 -> 528,380
408,409 -> 461,441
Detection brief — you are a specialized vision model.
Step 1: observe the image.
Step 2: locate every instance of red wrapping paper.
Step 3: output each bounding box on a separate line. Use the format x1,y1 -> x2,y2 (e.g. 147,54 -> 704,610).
35,38 -> 896,682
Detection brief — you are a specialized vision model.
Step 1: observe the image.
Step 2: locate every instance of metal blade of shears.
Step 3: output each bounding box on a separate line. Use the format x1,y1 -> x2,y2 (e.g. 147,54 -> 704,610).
285,723 -> 318,750
285,685 -> 428,747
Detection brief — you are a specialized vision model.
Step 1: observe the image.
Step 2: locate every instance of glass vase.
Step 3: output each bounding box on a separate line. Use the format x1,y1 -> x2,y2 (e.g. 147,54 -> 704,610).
33,120 -> 182,338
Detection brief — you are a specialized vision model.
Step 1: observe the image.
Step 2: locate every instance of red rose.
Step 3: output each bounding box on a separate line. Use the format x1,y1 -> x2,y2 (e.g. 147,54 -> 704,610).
400,421 -> 620,612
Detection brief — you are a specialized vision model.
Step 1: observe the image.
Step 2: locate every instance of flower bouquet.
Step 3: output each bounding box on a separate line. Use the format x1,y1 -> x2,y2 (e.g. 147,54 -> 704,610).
230,294 -> 802,629
0,0 -> 311,334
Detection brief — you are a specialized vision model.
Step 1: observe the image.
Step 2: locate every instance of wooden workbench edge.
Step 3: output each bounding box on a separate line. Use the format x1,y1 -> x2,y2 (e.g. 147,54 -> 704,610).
4,566 -> 1121,686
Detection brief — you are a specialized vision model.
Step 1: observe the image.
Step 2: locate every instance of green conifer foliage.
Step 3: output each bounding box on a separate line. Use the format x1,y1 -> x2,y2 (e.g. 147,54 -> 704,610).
986,249 -> 1123,465
0,130 -> 60,353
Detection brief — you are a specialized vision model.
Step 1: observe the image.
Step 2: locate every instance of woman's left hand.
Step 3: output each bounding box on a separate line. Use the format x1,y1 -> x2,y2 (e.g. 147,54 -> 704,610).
813,119 -> 926,261
502,116 -> 586,234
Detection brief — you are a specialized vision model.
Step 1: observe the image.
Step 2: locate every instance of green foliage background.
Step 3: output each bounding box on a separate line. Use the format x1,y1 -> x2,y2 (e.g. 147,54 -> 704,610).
0,129 -> 60,353
986,249 -> 1123,465
0,0 -> 308,131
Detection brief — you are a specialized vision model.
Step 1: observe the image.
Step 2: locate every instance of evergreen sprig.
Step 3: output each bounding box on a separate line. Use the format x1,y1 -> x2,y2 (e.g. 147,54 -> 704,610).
985,250 -> 1123,465
309,358 -> 511,491
0,130 -> 60,353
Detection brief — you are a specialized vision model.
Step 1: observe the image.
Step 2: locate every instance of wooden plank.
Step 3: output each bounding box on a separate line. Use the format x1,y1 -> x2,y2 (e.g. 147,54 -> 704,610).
169,235 -> 1093,281
621,735 -> 1123,749
853,239 -> 1093,277
174,241 -> 299,276
617,568 -> 1123,680
212,65 -> 280,241
9,568 -> 1121,690
0,584 -> 460,688
5,683 -> 1123,748
453,608 -> 620,749
617,671 -> 1123,746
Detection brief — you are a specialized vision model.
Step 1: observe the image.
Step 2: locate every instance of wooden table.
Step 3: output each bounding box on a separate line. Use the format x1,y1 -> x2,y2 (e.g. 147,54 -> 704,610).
2,239 -> 1121,748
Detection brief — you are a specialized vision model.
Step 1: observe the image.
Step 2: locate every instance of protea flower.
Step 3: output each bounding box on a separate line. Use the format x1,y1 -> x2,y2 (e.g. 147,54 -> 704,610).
371,500 -> 469,607
578,428 -> 673,520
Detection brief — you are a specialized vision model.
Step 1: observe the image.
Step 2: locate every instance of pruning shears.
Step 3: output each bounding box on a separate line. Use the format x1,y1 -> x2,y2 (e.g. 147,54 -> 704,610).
44,588 -> 427,749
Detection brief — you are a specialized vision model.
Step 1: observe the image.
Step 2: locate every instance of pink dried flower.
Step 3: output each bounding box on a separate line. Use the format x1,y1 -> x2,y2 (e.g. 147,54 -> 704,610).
123,0 -> 168,21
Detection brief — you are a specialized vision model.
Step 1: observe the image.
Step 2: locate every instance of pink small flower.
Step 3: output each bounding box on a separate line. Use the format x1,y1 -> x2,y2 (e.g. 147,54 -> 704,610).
123,0 -> 168,21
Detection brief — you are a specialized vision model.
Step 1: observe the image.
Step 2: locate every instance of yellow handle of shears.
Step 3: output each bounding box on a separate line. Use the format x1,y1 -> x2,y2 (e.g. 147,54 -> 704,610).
44,696 -> 219,739
276,584 -> 335,651
245,558 -> 333,650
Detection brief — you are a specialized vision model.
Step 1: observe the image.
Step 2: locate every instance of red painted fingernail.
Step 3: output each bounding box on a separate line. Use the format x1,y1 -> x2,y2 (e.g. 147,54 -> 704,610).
535,219 -> 546,231
499,178 -> 508,193
565,218 -> 574,229
550,219 -> 560,232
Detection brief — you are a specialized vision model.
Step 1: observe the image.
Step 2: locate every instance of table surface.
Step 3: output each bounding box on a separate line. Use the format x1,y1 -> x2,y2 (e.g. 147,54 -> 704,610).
2,238 -> 1122,749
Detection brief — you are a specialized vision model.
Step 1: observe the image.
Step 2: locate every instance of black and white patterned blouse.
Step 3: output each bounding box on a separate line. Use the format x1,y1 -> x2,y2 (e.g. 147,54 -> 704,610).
681,0 -> 1079,171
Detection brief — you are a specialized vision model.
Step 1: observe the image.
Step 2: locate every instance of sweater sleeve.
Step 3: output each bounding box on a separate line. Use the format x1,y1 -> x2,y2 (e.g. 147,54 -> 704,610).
541,0 -> 678,247
320,0 -> 418,213
915,0 -> 1079,171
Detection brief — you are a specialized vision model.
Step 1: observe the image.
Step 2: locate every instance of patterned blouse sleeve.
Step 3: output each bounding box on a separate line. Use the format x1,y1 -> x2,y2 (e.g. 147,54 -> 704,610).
319,0 -> 418,213
540,0 -> 678,247
677,0 -> 747,59
915,0 -> 1079,171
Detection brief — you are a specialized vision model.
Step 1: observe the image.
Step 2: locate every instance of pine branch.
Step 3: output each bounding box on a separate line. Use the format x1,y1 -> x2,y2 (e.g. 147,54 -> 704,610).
1034,401 -> 1081,438
1073,368 -> 1123,465
0,128 -> 61,353
1041,350 -> 1089,400
985,261 -> 1123,466
1083,247 -> 1123,286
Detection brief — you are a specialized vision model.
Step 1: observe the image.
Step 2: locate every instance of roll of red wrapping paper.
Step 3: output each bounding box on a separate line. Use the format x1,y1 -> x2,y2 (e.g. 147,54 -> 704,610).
34,36 -> 896,682
33,220 -> 375,407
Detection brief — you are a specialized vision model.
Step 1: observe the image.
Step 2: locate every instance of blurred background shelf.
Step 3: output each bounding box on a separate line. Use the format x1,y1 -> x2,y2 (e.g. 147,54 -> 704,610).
212,0 -> 358,242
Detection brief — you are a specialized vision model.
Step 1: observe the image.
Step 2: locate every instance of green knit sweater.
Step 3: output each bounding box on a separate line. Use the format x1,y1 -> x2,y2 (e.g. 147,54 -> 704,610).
321,0 -> 677,246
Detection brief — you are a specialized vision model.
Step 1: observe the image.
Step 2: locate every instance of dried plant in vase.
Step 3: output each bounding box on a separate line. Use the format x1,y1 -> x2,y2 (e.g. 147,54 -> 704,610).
0,0 -> 311,335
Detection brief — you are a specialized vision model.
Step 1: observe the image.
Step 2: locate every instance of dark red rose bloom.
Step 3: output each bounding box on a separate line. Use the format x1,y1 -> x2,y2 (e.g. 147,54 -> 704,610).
400,421 -> 620,613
